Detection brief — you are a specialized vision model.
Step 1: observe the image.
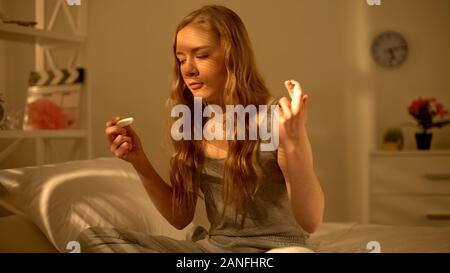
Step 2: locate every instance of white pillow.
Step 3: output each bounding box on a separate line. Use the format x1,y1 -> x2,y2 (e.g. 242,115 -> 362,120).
0,157 -> 191,252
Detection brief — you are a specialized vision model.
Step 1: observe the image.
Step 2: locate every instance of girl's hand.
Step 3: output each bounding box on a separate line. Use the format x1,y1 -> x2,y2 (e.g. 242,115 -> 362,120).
277,79 -> 309,151
105,116 -> 146,165
276,81 -> 323,233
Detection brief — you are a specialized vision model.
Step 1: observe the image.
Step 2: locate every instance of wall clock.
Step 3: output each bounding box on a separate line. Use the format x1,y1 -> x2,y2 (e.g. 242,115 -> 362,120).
372,31 -> 408,68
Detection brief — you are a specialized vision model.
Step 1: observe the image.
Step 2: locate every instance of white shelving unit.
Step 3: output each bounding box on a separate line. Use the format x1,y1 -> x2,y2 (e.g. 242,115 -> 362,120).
0,129 -> 86,138
0,0 -> 90,166
0,22 -> 85,44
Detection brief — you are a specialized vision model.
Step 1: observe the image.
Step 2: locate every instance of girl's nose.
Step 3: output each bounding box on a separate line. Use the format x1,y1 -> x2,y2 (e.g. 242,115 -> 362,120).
184,59 -> 199,77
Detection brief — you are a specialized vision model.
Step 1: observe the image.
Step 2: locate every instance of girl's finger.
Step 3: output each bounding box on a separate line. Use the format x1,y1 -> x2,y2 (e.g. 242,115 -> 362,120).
114,135 -> 132,147
106,116 -> 121,127
284,80 -> 294,99
105,126 -> 127,143
111,135 -> 132,152
278,97 -> 292,120
289,80 -> 303,115
105,126 -> 127,137
116,142 -> 131,158
302,94 -> 308,115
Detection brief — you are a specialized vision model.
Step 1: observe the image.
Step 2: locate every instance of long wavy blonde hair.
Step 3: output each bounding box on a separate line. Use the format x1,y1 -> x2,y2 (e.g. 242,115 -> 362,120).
167,5 -> 272,220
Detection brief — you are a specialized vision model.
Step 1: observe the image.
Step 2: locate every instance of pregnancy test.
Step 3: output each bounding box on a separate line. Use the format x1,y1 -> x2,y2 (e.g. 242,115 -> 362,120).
117,117 -> 134,127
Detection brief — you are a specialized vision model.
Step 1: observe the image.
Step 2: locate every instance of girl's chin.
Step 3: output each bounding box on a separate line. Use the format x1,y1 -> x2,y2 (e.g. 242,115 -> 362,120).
190,90 -> 210,100
189,89 -> 220,104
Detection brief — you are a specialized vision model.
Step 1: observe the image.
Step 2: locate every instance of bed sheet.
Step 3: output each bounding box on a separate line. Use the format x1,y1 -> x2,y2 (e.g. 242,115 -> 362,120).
1,158 -> 449,253
308,222 -> 450,253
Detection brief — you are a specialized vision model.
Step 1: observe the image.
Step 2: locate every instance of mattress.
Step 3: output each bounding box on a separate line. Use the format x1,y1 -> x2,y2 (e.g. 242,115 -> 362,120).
1,211 -> 449,253
0,214 -> 58,253
308,222 -> 450,253
1,157 -> 449,253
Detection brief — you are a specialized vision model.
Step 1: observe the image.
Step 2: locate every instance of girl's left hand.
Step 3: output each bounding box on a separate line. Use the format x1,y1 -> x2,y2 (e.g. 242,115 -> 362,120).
277,79 -> 309,150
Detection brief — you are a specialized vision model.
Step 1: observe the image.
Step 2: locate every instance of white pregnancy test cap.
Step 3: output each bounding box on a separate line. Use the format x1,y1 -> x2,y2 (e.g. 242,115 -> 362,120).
117,117 -> 134,127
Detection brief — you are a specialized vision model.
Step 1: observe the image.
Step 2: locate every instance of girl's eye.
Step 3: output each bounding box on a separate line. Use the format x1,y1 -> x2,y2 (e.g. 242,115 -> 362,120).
179,59 -> 186,64
196,55 -> 209,59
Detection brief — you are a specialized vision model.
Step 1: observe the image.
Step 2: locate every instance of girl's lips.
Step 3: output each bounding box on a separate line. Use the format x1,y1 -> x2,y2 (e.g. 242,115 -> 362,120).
190,83 -> 204,90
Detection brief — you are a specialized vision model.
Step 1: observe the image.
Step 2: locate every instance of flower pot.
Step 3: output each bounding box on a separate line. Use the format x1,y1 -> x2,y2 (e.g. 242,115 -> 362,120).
415,133 -> 432,150
382,141 -> 403,151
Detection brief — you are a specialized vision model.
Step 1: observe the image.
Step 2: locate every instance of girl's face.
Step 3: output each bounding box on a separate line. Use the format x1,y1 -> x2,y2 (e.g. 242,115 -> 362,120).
176,24 -> 227,104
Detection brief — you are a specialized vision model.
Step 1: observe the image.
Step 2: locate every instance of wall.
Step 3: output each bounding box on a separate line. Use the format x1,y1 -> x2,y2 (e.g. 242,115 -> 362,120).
370,0 -> 450,150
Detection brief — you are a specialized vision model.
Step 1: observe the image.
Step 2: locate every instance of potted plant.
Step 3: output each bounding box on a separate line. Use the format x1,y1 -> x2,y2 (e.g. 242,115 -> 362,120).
382,128 -> 404,151
408,97 -> 450,150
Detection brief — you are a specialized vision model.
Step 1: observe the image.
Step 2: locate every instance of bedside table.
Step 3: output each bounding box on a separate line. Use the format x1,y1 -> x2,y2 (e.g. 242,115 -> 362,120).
369,150 -> 450,227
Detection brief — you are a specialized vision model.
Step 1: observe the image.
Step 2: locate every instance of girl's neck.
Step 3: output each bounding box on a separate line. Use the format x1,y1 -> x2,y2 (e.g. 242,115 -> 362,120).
204,96 -> 224,111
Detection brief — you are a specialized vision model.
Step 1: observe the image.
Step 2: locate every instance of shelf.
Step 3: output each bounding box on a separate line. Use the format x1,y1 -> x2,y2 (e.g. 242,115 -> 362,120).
0,129 -> 87,139
0,1 -> 90,167
371,150 -> 450,157
0,23 -> 85,45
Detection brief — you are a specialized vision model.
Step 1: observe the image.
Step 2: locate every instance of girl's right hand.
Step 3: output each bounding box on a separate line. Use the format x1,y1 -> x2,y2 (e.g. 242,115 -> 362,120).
105,117 -> 146,165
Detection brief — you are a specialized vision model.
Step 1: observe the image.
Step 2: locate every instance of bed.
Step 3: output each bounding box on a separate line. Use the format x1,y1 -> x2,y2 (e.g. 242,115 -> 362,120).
1,157 -> 449,253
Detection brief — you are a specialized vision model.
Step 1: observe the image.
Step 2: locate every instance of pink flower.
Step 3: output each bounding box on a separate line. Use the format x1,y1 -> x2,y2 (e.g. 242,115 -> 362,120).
27,99 -> 68,129
435,103 -> 449,118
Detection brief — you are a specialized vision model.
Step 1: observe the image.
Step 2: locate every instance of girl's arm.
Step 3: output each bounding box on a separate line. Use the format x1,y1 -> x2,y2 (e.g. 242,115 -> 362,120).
277,80 -> 325,234
105,117 -> 195,230
277,127 -> 324,234
132,155 -> 196,230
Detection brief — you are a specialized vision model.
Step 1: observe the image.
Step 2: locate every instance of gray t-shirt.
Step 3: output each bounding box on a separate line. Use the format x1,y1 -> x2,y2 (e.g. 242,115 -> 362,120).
198,103 -> 308,251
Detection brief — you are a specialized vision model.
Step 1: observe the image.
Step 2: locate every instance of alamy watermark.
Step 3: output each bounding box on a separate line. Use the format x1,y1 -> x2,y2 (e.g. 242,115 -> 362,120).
66,0 -> 81,6
366,241 -> 381,253
170,97 -> 279,151
366,0 -> 381,6
66,240 -> 81,253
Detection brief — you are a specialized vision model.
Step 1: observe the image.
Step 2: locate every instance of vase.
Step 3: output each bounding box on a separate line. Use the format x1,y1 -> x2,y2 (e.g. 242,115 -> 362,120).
415,132 -> 433,150
382,141 -> 404,151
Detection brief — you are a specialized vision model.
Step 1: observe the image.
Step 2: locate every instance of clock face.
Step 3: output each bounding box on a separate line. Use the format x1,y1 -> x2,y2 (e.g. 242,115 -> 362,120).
372,31 -> 408,68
